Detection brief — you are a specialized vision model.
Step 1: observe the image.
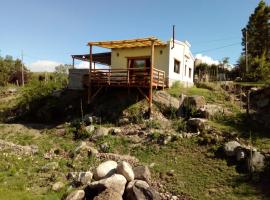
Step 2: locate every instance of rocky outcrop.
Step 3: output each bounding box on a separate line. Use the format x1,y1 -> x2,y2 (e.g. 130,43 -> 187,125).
223,141 -> 266,174
65,159 -> 164,200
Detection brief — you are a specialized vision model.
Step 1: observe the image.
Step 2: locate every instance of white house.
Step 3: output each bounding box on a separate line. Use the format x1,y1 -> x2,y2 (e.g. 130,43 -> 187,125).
69,37 -> 194,89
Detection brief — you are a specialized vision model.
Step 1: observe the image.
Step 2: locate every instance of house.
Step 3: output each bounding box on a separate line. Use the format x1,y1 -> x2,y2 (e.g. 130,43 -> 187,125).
69,36 -> 194,114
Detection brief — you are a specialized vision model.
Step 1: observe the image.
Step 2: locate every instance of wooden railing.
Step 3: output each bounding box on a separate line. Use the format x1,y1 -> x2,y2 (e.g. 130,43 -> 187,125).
83,67 -> 165,88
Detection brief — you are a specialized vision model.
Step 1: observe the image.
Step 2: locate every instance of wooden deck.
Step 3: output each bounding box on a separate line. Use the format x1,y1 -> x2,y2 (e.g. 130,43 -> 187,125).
83,67 -> 166,88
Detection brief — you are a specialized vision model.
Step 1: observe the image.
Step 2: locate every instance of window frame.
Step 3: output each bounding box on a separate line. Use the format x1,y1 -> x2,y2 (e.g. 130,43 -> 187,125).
174,59 -> 181,74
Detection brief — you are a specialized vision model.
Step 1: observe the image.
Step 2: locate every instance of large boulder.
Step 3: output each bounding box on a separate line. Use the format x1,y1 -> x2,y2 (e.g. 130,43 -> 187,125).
197,104 -> 223,119
187,118 -> 207,132
125,180 -> 160,200
93,188 -> 122,200
224,141 -> 241,157
153,90 -> 180,110
249,151 -> 265,173
88,174 -> 127,195
133,166 -> 151,183
91,127 -> 109,141
116,161 -> 134,182
93,160 -> 117,180
66,190 -> 85,200
182,95 -> 206,110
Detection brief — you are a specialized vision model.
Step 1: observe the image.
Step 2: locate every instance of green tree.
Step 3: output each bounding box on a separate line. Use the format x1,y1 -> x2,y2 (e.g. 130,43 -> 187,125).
240,0 -> 270,81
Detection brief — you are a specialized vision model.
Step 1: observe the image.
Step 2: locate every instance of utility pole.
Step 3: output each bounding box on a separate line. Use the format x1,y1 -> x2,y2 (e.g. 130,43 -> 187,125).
21,50 -> 25,86
245,29 -> 248,73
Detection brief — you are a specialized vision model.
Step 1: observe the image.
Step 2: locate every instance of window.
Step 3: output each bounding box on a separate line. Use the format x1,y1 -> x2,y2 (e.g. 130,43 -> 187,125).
174,59 -> 180,74
189,68 -> 192,78
128,58 -> 150,69
185,65 -> 187,76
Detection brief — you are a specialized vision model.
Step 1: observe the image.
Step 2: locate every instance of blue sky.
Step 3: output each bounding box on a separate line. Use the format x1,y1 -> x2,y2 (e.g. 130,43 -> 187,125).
0,0 -> 268,71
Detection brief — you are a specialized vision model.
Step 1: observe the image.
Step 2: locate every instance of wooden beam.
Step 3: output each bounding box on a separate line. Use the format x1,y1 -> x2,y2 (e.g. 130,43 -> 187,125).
88,45 -> 93,104
149,40 -> 155,117
137,87 -> 149,102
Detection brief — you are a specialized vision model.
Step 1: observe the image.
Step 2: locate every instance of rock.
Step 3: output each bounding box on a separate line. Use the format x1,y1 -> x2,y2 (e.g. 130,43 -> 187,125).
66,189 -> 85,200
74,141 -> 98,156
52,181 -> 64,191
41,162 -> 59,172
182,95 -> 206,110
153,90 -> 180,110
88,174 -> 127,195
118,117 -> 129,125
187,118 -> 207,132
77,171 -> 93,185
249,151 -> 265,172
93,188 -> 122,200
235,147 -> 246,161
91,127 -> 109,141
125,180 -> 160,200
93,160 -> 117,180
224,141 -> 241,157
83,114 -> 94,124
110,127 -> 122,135
197,104 -> 223,119
99,143 -> 109,153
133,165 -> 151,183
85,125 -> 95,134
116,161 -> 134,182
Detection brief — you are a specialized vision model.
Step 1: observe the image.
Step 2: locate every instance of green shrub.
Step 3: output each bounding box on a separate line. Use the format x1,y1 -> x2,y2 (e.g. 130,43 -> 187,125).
145,119 -> 161,129
172,118 -> 187,132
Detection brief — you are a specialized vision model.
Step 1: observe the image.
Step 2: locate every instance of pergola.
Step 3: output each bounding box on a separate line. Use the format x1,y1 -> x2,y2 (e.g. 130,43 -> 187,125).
85,37 -> 167,116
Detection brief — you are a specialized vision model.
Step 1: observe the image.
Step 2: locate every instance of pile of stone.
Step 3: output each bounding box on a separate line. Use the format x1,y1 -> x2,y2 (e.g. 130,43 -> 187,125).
64,160 -> 161,200
223,141 -> 266,173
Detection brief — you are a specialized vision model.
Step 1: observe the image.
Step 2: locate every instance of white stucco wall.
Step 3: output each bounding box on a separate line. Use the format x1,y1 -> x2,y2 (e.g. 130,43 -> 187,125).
168,39 -> 194,87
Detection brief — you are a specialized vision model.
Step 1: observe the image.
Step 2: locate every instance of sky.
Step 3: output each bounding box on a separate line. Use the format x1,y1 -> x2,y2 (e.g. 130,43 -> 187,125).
0,0 -> 269,72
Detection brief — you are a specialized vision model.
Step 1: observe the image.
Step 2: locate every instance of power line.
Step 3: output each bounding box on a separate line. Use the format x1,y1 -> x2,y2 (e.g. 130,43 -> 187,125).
194,42 -> 241,54
194,36 -> 239,44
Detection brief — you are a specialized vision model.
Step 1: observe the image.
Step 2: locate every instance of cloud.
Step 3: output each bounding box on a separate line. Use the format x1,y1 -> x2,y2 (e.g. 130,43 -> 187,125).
27,60 -> 62,72
195,54 -> 220,65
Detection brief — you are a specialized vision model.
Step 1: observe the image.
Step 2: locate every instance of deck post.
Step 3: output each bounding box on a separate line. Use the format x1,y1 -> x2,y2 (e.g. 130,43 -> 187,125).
88,45 -> 93,104
149,40 -> 155,117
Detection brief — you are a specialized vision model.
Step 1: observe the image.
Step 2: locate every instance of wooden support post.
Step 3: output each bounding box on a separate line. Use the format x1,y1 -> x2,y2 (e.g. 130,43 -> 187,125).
88,45 -> 93,104
149,40 -> 155,117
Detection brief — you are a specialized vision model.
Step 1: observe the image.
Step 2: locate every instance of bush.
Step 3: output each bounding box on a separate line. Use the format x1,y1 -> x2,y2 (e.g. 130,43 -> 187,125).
145,119 -> 161,129
172,118 -> 187,132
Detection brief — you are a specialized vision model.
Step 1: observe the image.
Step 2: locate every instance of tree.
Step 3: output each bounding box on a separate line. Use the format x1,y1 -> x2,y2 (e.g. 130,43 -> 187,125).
240,0 -> 270,81
0,55 -> 28,86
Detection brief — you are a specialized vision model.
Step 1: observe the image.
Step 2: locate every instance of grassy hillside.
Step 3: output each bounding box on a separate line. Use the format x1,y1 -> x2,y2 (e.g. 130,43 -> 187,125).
0,82 -> 269,200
